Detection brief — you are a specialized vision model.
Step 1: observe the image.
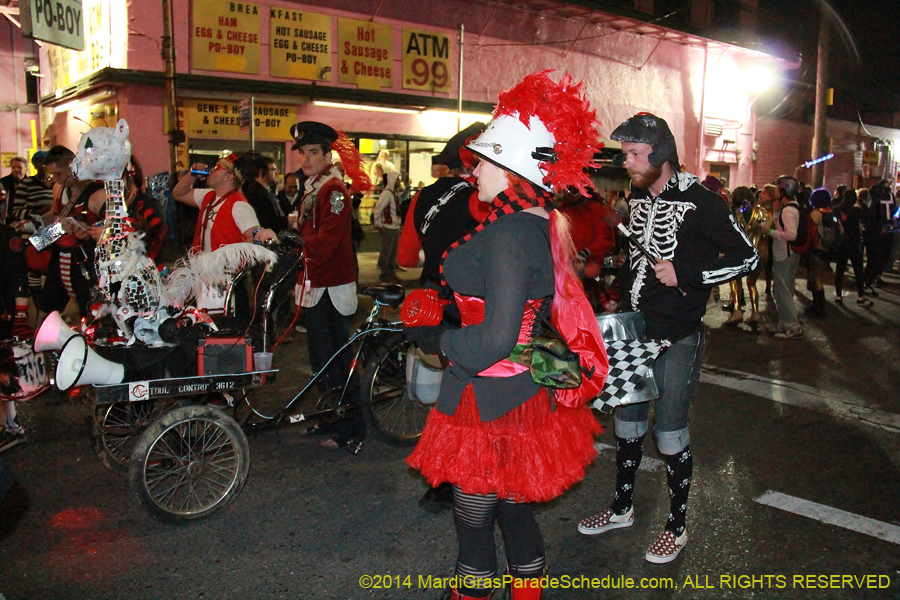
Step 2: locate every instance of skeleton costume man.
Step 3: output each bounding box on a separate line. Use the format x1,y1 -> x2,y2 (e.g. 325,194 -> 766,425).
578,113 -> 758,564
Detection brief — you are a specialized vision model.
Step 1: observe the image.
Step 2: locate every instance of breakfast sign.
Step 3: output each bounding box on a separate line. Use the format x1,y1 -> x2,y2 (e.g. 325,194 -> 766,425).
189,3 -> 454,95
191,0 -> 261,74
269,7 -> 331,81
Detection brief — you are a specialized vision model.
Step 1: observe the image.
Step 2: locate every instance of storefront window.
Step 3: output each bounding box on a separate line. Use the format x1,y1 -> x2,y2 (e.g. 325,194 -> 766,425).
188,139 -> 286,184
354,136 -> 446,223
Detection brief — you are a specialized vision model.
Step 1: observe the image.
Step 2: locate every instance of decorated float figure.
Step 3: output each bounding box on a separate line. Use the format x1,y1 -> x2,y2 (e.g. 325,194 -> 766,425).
71,120 -> 166,342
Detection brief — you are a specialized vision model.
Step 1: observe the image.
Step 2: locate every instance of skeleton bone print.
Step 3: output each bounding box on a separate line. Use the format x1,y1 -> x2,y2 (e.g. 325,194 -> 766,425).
628,172 -> 758,310
628,195 -> 696,310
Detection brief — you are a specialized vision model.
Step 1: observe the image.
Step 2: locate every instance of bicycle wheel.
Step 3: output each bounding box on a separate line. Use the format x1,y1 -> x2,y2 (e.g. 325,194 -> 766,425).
362,333 -> 431,446
91,400 -> 184,475
128,405 -> 250,524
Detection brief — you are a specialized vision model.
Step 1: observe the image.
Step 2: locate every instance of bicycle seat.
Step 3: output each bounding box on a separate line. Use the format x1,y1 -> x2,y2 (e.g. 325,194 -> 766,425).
362,284 -> 405,308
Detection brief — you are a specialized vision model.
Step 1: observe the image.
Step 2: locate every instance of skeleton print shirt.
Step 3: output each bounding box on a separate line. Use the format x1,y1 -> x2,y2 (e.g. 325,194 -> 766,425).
625,171 -> 758,339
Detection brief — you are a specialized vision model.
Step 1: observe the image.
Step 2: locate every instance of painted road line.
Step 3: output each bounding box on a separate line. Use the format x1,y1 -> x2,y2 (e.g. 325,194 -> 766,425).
755,490 -> 900,546
594,442 -> 665,472
700,366 -> 900,433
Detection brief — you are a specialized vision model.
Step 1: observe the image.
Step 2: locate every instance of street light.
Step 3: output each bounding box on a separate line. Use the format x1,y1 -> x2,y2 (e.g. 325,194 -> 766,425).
743,64 -> 776,95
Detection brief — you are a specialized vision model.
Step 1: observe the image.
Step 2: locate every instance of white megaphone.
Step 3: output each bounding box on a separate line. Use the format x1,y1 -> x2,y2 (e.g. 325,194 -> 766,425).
34,311 -> 77,352
55,335 -> 125,391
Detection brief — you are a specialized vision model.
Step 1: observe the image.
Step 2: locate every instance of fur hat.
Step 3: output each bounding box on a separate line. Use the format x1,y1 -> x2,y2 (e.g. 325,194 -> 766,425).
610,113 -> 679,171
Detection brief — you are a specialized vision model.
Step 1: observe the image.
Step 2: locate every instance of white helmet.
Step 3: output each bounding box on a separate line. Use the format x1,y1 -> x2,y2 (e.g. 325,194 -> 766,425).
465,113 -> 556,191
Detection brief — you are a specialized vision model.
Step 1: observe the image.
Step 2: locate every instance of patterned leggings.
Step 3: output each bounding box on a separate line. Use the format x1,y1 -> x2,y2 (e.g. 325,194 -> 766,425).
452,485 -> 545,596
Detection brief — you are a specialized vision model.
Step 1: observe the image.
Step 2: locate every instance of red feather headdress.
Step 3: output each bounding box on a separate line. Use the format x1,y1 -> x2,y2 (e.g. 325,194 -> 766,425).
493,70 -> 600,196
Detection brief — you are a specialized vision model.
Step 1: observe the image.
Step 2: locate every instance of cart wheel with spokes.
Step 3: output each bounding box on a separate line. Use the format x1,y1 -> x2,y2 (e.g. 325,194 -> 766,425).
91,399 -> 189,475
128,405 -> 250,524
362,333 -> 431,446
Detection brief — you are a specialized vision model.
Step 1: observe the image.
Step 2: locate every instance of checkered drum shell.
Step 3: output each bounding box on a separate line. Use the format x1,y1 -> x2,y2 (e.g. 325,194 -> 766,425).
595,311 -> 646,343
592,312 -> 667,414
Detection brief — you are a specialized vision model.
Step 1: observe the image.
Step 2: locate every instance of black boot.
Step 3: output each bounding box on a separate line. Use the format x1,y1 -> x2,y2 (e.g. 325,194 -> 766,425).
804,290 -> 826,317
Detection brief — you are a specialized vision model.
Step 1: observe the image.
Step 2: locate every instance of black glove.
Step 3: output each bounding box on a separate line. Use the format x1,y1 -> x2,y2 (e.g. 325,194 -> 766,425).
576,248 -> 591,262
405,324 -> 446,356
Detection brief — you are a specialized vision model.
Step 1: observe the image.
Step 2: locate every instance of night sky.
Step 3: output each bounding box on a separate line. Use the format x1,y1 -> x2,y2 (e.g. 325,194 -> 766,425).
755,0 -> 900,117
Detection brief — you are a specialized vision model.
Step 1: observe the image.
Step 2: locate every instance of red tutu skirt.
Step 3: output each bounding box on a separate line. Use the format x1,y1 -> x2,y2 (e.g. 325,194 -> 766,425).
406,385 -> 602,503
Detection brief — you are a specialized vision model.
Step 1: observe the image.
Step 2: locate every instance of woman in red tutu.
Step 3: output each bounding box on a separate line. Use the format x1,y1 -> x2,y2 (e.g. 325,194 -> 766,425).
405,72 -> 609,600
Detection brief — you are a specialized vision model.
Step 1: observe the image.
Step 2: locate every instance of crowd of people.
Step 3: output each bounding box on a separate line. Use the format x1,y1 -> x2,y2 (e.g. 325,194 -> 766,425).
0,69 -> 896,599
694,174 -> 897,339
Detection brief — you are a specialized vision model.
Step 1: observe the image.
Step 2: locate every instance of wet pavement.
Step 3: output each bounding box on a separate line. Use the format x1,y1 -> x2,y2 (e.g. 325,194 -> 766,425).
1,253 -> 899,600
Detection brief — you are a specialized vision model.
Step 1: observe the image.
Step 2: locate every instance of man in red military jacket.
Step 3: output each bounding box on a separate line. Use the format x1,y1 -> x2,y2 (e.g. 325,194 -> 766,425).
291,121 -> 371,452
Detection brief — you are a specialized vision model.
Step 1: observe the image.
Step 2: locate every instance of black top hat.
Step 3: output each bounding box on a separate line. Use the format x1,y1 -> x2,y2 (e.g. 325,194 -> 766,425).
433,122 -> 487,170
290,121 -> 339,150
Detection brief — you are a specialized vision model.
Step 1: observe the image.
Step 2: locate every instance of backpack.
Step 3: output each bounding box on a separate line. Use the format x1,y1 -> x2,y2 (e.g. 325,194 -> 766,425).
817,209 -> 843,252
783,202 -> 817,255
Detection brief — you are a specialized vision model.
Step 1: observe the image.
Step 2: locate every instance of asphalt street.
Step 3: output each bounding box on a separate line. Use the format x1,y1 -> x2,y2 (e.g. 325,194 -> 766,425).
1,250 -> 899,600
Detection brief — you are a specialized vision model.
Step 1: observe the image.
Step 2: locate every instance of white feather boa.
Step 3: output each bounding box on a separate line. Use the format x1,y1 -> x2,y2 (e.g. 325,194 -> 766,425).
164,244 -> 277,306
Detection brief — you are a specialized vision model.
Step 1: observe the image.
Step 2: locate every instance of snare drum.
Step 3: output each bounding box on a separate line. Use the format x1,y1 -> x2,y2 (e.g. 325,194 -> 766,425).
0,340 -> 51,402
595,312 -> 660,407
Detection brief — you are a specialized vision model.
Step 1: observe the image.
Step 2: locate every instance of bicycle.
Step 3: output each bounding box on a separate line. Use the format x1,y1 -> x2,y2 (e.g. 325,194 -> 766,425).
83,233 -> 432,523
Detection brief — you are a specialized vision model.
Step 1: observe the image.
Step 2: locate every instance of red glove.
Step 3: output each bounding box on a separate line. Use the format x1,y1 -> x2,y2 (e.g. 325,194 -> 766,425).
401,288 -> 450,327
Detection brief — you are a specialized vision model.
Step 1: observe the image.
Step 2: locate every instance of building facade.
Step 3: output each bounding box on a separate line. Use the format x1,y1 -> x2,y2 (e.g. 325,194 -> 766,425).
9,0 -> 893,196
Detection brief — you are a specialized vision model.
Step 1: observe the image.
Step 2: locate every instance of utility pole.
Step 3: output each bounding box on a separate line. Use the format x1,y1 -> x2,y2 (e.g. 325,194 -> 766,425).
457,23 -> 464,132
811,13 -> 830,188
161,0 -> 180,178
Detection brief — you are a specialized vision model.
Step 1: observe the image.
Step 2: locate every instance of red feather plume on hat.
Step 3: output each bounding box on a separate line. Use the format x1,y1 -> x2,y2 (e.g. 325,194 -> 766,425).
332,133 -> 371,194
494,70 -> 600,196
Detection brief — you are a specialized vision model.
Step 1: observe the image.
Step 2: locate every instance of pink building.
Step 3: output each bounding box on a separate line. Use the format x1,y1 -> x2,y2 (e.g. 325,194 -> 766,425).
4,0 -> 894,192
0,7 -> 41,170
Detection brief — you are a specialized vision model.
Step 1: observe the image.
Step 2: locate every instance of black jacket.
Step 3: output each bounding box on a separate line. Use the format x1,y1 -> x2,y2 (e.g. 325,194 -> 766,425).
438,212 -> 554,421
623,172 -> 759,340
243,180 -> 288,232
413,177 -> 479,285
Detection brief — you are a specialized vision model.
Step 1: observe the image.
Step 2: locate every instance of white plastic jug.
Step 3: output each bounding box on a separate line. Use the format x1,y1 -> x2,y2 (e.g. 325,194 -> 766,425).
405,347 -> 444,405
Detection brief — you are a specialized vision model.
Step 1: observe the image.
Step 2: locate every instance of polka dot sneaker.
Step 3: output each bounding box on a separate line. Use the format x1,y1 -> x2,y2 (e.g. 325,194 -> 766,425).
645,530 -> 688,564
577,507 -> 634,535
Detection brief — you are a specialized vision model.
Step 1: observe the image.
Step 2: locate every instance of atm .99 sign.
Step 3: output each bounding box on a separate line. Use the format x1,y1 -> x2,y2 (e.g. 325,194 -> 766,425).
402,28 -> 451,93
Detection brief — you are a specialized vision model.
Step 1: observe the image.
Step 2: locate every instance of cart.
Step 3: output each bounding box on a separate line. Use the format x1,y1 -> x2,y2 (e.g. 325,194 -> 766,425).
83,275 -> 427,524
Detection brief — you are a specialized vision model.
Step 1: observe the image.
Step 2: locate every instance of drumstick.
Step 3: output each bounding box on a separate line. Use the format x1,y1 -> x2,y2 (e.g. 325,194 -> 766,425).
617,223 -> 687,297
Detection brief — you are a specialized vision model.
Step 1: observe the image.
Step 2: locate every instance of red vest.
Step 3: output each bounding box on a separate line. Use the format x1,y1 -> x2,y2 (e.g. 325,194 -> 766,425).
192,189 -> 248,252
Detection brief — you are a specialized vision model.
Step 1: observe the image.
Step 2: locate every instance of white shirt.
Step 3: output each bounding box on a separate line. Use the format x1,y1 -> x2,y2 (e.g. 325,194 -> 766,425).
298,282 -> 358,316
192,188 -> 259,252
